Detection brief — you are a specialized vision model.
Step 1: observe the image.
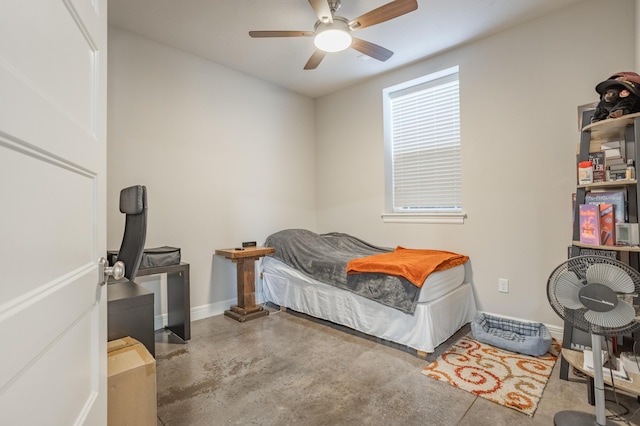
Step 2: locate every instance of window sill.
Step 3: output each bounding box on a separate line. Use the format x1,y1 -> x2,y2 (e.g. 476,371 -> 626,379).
381,212 -> 467,224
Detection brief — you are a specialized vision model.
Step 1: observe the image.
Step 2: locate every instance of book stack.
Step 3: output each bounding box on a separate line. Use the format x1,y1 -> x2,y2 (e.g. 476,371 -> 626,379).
602,140 -> 627,180
579,190 -> 628,245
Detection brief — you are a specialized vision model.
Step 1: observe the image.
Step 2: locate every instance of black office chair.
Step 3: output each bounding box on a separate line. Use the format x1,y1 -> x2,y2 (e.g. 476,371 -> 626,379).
107,185 -> 154,356
115,185 -> 148,282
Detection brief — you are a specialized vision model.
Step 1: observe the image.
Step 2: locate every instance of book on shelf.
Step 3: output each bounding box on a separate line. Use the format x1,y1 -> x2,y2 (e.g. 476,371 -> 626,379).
602,140 -> 622,150
579,204 -> 601,245
599,203 -> 616,246
607,157 -> 627,168
609,164 -> 627,181
609,164 -> 627,173
589,152 -> 606,183
602,140 -> 625,155
585,190 -> 627,223
602,140 -> 626,169
604,147 -> 623,159
605,155 -> 626,166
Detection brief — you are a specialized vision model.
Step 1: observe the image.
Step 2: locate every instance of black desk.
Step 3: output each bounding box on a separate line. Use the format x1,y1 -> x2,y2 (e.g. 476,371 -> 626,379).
108,281 -> 155,357
137,262 -> 191,342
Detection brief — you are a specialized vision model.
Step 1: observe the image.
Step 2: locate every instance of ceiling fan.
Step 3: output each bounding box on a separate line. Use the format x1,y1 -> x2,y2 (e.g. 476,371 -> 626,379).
248,0 -> 418,70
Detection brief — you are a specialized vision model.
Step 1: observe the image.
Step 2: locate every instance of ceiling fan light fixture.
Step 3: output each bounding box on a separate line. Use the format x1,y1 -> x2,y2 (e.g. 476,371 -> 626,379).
314,18 -> 352,52
250,0 -> 419,69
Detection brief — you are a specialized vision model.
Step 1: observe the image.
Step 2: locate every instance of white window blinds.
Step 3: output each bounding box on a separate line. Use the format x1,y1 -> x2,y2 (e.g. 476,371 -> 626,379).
387,70 -> 461,214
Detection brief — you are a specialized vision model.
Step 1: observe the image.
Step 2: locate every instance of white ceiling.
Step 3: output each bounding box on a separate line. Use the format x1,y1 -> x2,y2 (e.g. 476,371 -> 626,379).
108,0 -> 585,98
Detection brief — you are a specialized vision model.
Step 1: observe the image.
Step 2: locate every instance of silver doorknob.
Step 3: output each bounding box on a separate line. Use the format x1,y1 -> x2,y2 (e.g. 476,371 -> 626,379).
98,257 -> 125,286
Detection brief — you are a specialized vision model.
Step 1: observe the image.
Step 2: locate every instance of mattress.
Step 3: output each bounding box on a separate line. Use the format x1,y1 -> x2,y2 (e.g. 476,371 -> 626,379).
263,256 -> 465,304
261,257 -> 477,353
264,229 -> 468,314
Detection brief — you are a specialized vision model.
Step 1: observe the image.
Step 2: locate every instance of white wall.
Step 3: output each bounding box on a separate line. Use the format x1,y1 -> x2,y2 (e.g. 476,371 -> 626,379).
107,27 -> 317,321
314,0 -> 636,330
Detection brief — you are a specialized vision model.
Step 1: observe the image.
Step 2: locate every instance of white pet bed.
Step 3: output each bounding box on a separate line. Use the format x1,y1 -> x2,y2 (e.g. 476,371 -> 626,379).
261,257 -> 477,354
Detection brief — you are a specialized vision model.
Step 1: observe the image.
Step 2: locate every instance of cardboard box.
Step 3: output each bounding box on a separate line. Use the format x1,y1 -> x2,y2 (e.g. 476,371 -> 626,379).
107,336 -> 157,426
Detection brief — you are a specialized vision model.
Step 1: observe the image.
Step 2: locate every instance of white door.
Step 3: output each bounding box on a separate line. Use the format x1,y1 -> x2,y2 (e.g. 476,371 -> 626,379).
0,0 -> 108,424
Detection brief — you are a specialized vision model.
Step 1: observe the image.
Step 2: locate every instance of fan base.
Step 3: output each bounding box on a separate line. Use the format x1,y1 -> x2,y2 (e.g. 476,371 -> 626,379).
554,410 -> 616,425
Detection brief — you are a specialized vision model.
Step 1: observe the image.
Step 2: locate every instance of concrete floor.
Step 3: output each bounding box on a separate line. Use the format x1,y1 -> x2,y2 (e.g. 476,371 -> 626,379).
154,305 -> 640,425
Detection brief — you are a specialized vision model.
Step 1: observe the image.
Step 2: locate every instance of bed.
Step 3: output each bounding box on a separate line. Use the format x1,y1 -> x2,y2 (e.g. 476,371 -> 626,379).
260,229 -> 477,355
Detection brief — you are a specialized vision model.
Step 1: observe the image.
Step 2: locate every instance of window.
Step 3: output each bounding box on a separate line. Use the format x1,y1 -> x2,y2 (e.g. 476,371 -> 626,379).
382,66 -> 465,224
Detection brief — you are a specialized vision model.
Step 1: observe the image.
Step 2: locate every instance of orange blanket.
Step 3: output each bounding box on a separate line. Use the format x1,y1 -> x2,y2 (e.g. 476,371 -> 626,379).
346,246 -> 468,288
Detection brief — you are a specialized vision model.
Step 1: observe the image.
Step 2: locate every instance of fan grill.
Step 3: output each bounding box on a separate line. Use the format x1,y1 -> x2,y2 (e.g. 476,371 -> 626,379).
547,255 -> 640,337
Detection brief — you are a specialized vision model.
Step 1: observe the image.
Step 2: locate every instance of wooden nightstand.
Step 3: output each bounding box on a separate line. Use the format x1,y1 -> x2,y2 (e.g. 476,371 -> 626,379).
215,246 -> 275,322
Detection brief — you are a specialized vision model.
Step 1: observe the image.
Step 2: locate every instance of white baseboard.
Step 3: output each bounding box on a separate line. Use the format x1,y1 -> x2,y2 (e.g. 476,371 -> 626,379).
154,292 -> 267,331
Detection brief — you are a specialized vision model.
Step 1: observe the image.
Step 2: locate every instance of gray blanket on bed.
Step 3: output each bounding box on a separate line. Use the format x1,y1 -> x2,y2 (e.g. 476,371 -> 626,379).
264,229 -> 422,315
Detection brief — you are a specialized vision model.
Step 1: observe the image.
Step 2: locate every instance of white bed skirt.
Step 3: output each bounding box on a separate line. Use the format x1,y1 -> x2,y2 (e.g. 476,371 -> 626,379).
261,258 -> 477,353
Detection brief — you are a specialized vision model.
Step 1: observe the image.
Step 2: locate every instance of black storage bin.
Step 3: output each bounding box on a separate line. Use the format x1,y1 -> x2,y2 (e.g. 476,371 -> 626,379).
108,246 -> 181,269
140,246 -> 181,269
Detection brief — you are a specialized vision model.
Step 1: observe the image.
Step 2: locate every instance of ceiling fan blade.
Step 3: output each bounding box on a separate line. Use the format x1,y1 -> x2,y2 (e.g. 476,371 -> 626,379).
308,0 -> 333,24
249,31 -> 313,38
351,38 -> 393,62
349,0 -> 418,30
304,49 -> 326,70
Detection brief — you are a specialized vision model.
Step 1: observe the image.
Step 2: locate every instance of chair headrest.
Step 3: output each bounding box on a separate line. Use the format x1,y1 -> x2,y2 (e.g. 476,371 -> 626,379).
119,185 -> 146,214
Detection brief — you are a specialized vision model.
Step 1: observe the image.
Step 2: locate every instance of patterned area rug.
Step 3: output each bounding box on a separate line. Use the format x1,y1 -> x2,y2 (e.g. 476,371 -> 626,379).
422,335 -> 560,416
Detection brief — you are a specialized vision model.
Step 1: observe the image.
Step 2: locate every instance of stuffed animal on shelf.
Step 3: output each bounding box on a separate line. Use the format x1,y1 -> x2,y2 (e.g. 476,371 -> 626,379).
592,72 -> 640,123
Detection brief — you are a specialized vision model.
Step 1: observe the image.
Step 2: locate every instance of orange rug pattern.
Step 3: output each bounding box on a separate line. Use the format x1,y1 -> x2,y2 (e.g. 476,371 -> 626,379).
422,335 -> 560,416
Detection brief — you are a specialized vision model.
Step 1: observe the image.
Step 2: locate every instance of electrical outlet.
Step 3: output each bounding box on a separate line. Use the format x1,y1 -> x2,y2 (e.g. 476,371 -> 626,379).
498,278 -> 509,293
